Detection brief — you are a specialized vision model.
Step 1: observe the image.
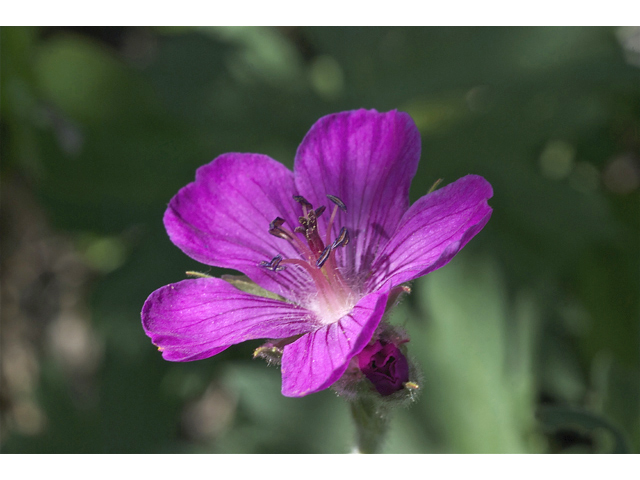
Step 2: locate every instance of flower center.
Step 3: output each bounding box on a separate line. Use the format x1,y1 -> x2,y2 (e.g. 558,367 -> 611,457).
259,194 -> 354,323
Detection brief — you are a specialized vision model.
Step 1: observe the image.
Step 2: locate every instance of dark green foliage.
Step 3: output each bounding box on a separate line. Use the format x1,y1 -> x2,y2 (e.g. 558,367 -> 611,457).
1,26 -> 637,453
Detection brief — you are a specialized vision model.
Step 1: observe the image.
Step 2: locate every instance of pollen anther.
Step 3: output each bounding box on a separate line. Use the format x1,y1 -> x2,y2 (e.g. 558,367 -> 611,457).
332,227 -> 350,248
316,245 -> 333,268
293,195 -> 313,210
259,254 -> 285,271
326,194 -> 347,212
270,217 -> 286,229
269,228 -> 292,240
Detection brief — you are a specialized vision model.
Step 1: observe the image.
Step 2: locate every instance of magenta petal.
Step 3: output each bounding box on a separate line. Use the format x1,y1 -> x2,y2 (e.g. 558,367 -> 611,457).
294,109 -> 421,277
368,175 -> 493,290
142,278 -> 315,362
163,153 -> 313,300
280,286 -> 390,397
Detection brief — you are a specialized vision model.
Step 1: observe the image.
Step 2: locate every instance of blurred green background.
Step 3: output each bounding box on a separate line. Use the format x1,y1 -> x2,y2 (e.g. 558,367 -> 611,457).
1,26 -> 638,453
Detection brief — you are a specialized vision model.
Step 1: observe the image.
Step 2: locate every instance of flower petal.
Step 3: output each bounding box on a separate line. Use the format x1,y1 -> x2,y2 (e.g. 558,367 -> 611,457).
367,175 -> 493,290
280,286 -> 390,397
163,153 -> 313,300
294,109 -> 421,278
142,277 -> 315,362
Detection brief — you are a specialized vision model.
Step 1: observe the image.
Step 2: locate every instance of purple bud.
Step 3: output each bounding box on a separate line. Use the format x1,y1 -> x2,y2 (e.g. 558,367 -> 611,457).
357,341 -> 409,396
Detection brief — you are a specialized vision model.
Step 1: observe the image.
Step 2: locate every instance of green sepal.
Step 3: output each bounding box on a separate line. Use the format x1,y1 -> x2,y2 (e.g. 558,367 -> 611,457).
253,344 -> 284,366
221,274 -> 287,301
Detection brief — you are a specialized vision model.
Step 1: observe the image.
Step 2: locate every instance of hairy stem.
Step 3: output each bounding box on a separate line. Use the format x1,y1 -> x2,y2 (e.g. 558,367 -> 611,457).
350,396 -> 390,454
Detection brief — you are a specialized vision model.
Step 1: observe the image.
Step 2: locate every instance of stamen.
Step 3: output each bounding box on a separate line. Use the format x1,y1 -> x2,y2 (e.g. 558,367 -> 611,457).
270,256 -> 284,271
316,245 -> 333,268
324,195 -> 346,246
269,227 -> 292,240
326,194 -> 347,212
293,195 -> 313,211
259,255 -> 285,271
260,193 -> 356,317
270,217 -> 286,229
332,227 -> 350,248
294,205 -> 326,255
279,258 -> 343,313
269,217 -> 295,240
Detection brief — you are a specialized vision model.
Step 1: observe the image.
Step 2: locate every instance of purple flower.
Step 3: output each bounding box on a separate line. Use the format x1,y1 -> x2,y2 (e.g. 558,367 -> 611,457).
358,340 -> 410,396
142,109 -> 493,397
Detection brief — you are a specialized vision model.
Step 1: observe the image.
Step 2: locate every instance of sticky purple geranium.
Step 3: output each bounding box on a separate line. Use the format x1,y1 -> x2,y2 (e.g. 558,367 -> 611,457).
142,109 -> 493,397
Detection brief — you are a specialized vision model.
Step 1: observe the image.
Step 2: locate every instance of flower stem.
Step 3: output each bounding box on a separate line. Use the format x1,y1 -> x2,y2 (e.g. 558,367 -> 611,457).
350,396 -> 390,454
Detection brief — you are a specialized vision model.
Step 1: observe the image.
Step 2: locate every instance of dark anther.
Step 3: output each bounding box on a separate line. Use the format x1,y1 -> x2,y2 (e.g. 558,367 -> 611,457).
271,256 -> 285,271
269,227 -> 292,240
269,217 -> 286,230
314,205 -> 326,217
294,226 -> 306,234
326,195 -> 347,212
293,195 -> 313,210
269,217 -> 291,240
259,255 -> 285,271
316,245 -> 333,268
332,227 -> 350,248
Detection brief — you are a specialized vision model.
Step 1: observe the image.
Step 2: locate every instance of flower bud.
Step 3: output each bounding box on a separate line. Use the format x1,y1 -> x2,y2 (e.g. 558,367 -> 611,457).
357,340 -> 409,396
